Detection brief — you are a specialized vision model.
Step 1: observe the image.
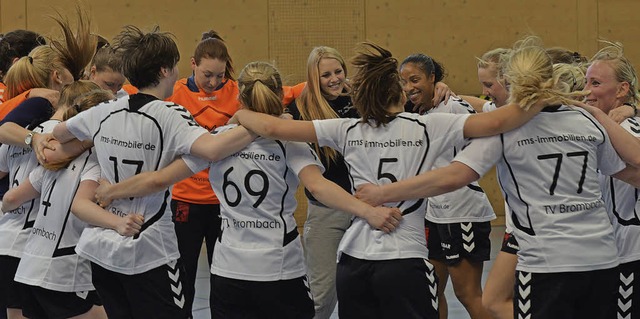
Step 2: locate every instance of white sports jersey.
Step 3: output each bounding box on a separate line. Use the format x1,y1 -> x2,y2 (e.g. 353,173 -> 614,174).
599,116 -> 640,264
313,112 -> 470,261
14,149 -> 99,292
115,88 -> 128,99
0,120 -> 58,257
455,105 -> 623,273
67,94 -> 207,274
184,125 -> 323,281
482,101 -> 497,113
425,97 -> 495,223
481,100 -> 514,232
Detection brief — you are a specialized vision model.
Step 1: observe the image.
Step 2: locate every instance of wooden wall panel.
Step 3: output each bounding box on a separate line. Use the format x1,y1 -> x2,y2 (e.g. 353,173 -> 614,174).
597,0 -> 640,74
577,0 -> 599,57
365,0 -> 580,95
268,0 -> 365,85
1,0 -> 27,31
2,0 -> 637,227
16,0 -> 269,80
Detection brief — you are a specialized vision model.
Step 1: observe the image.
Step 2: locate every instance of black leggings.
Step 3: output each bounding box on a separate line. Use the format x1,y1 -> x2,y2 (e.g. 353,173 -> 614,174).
171,200 -> 221,316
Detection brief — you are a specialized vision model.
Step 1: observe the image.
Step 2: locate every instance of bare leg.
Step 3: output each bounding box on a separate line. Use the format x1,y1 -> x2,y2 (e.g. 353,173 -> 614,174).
482,251 -> 517,319
449,259 -> 491,319
431,259 -> 449,319
69,305 -> 109,319
6,308 -> 26,319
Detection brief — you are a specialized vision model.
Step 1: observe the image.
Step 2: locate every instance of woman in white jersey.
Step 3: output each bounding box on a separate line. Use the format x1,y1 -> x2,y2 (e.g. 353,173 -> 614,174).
232,42 -> 548,318
355,38 -> 640,319
469,48 -> 520,319
86,60 -> 403,318
466,48 -> 588,319
45,25 -> 263,319
0,75 -> 95,319
400,53 -> 494,319
0,88 -> 120,319
584,43 -> 640,319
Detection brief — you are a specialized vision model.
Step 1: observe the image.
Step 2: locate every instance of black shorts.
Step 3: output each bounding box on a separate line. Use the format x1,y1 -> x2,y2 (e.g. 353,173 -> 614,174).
336,254 -> 438,318
21,285 -> 100,319
91,260 -> 189,319
426,220 -> 491,265
210,274 -> 314,319
500,231 -> 520,254
618,259 -> 640,318
0,255 -> 24,309
514,267 -> 617,319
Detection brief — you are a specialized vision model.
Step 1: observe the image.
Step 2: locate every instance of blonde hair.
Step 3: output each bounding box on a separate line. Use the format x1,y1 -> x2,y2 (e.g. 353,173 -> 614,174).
4,7 -> 95,99
553,63 -> 587,93
546,47 -> 588,64
237,61 -> 283,116
45,88 -> 114,171
297,46 -> 348,164
64,88 -> 113,120
477,48 -> 512,79
589,42 -> 640,105
505,37 -> 585,110
58,80 -> 100,110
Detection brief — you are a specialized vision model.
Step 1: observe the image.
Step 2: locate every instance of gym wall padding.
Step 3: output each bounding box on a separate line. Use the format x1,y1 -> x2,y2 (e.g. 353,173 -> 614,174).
3,0 -> 639,227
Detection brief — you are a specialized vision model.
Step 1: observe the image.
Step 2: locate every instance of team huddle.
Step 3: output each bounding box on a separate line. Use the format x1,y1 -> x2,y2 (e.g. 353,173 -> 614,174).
0,6 -> 639,319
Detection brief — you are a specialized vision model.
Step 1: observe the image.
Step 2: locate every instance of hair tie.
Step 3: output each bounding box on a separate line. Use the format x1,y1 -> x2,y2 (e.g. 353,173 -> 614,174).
28,56 -> 33,64
73,104 -> 81,113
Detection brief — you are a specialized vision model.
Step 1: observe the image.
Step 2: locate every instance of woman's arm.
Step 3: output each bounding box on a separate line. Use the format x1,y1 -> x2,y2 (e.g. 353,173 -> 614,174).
608,103 -> 635,124
51,122 -> 77,144
578,102 -> 640,168
71,179 -> 144,236
2,177 -> 40,212
0,122 -> 34,147
190,125 -> 258,162
355,162 -> 480,206
298,165 -> 402,233
38,139 -> 92,170
463,100 -> 546,138
95,158 -> 197,207
233,109 -> 318,143
612,165 -> 640,188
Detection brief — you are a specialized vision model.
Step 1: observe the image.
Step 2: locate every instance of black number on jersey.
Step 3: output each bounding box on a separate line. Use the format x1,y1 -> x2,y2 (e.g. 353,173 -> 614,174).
12,165 -> 36,229
11,165 -> 20,188
41,179 -> 56,216
223,167 -> 270,208
377,158 -> 398,183
537,151 -> 588,195
108,157 -> 144,183
109,157 -> 144,200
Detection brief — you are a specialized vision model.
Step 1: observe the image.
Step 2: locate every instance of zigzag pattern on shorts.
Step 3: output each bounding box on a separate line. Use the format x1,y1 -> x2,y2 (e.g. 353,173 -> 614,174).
517,271 -> 532,319
618,272 -> 634,319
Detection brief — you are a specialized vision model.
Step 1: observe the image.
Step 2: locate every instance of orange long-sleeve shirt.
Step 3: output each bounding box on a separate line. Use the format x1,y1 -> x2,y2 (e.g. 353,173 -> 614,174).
0,82 -> 6,104
168,77 -> 241,204
0,89 -> 31,120
169,78 -> 306,204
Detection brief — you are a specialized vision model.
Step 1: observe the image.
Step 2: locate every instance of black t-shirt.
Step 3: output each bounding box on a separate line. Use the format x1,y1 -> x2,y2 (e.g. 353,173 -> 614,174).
0,97 -> 53,196
286,95 -> 359,202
